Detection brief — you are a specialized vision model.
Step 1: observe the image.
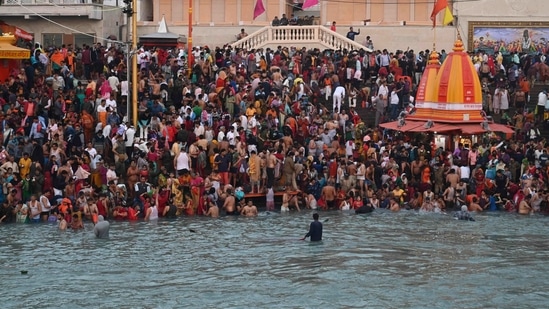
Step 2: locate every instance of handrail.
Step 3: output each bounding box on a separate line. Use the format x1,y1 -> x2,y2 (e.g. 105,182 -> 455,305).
231,25 -> 372,52
1,0 -> 99,4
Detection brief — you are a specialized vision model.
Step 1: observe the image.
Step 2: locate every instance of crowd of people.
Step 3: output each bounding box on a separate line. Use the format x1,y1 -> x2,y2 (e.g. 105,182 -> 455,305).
1,34 -> 549,230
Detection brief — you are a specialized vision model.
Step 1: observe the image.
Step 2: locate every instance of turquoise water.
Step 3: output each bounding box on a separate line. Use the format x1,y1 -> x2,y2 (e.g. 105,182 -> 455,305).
1,210 -> 549,308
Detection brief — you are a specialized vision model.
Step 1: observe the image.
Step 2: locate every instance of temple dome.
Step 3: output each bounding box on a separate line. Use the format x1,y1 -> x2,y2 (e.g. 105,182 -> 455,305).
413,50 -> 441,119
414,36 -> 484,122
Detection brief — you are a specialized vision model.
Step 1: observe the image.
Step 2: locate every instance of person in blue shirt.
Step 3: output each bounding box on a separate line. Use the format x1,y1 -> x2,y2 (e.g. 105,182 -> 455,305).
346,27 -> 360,41
301,213 -> 323,241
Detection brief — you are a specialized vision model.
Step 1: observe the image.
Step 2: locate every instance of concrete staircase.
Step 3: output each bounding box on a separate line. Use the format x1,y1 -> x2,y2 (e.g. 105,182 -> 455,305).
231,25 -> 372,52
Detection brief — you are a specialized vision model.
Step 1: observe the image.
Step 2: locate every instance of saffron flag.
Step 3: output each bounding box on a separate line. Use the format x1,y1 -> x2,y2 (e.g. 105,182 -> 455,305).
430,0 -> 448,27
302,0 -> 319,10
443,6 -> 454,26
253,0 -> 266,20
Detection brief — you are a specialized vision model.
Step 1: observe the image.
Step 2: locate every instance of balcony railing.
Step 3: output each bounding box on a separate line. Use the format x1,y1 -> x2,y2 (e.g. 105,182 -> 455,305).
231,25 -> 372,52
1,0 -> 102,4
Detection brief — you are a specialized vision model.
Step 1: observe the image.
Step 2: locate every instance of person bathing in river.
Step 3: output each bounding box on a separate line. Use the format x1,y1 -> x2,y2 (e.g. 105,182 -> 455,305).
454,205 -> 475,221
301,213 -> 323,241
282,188 -> 301,212
241,200 -> 258,217
204,197 -> 219,218
223,188 -> 237,215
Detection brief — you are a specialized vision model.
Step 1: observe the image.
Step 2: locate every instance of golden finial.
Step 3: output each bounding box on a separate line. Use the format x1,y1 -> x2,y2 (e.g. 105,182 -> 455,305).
428,50 -> 440,65
453,30 -> 464,52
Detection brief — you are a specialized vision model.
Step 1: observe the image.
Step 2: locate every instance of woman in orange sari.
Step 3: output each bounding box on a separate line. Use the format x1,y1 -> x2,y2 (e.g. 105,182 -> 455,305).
417,163 -> 432,192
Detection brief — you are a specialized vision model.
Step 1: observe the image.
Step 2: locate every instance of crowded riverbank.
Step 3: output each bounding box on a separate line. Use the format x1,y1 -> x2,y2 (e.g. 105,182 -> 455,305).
1,40 -> 548,228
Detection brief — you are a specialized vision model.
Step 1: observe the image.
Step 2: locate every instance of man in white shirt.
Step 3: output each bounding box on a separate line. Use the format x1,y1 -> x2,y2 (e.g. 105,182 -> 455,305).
102,123 -> 112,139
84,143 -> 97,159
192,46 -> 201,59
537,90 -> 548,122
333,85 -> 346,114
217,126 -> 226,142
106,95 -> 117,112
459,165 -> 470,183
125,124 -> 136,157
108,74 -> 120,96
194,122 -> 205,137
226,127 -> 236,146
120,80 -> 129,97
345,140 -> 355,158
240,114 -> 248,131
248,114 -> 258,135
389,89 -> 400,120
1,156 -> 19,174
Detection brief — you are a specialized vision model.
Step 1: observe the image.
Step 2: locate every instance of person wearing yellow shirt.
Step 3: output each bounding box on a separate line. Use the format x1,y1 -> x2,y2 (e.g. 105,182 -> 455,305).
392,186 -> 406,204
259,56 -> 267,71
246,105 -> 256,120
496,52 -> 503,67
248,150 -> 262,193
19,152 -> 32,179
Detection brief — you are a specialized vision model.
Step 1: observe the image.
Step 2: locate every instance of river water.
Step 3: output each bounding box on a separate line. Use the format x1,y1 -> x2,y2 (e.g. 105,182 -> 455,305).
1,210 -> 548,309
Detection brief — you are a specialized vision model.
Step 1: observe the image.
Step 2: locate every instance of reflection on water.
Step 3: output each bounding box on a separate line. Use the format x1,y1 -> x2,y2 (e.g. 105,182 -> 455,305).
1,210 -> 549,308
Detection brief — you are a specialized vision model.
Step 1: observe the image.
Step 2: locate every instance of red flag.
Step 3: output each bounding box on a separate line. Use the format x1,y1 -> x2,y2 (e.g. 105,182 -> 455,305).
15,27 -> 33,41
430,0 -> 448,27
253,0 -> 266,20
302,0 -> 319,9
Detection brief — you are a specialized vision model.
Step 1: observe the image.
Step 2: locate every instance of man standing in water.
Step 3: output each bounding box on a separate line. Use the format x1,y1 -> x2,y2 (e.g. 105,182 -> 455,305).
223,189 -> 237,215
93,215 -> 110,238
301,213 -> 323,241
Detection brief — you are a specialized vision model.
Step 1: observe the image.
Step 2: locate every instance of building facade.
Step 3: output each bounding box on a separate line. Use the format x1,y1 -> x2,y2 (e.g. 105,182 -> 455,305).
0,0 -> 547,53
0,0 -> 124,48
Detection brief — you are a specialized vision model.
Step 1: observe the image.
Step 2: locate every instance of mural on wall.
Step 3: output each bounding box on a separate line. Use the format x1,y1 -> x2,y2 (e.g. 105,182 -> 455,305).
468,21 -> 549,54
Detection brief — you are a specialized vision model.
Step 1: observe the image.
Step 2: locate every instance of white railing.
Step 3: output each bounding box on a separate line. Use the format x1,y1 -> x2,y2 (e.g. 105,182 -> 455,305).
231,25 -> 372,52
1,0 -> 99,4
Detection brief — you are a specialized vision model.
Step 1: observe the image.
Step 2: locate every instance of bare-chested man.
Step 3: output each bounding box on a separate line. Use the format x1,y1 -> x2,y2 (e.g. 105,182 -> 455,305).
241,200 -> 258,217
266,150 -> 278,189
446,169 -> 460,188
389,198 -> 400,212
411,157 -> 423,181
282,189 -> 300,212
321,181 -> 337,209
204,198 -> 219,218
519,194 -> 533,215
223,189 -> 237,215
83,199 -> 99,222
469,197 -> 483,212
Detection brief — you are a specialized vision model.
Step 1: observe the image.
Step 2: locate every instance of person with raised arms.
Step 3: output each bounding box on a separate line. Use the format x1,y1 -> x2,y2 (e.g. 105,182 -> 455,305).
301,213 -> 323,242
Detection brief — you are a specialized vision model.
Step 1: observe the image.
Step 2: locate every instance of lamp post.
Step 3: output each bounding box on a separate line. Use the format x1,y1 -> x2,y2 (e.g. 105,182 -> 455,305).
187,0 -> 192,77
123,0 -> 138,126
131,0 -> 138,127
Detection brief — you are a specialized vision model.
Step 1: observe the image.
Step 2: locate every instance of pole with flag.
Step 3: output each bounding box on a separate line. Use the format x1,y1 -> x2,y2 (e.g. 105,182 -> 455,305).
253,0 -> 266,20
430,0 -> 448,28
302,0 -> 319,10
443,6 -> 454,26
430,0 -> 454,51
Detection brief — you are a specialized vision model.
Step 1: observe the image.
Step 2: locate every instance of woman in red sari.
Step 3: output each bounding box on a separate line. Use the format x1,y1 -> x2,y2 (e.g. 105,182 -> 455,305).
191,174 -> 205,215
474,167 -> 485,197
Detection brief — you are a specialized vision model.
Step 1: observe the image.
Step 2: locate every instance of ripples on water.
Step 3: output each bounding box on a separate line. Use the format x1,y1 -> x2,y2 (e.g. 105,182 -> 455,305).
1,210 -> 549,308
